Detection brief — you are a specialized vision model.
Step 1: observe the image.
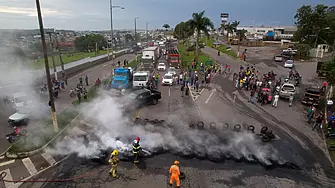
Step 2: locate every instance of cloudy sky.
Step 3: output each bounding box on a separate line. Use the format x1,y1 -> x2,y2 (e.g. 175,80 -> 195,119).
0,0 -> 333,30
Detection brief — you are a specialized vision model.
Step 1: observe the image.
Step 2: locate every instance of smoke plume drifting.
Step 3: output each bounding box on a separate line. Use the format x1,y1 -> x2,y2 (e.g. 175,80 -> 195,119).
47,91 -> 289,167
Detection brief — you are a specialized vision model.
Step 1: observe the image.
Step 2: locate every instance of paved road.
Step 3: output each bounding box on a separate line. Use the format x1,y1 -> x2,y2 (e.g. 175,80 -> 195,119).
0,54 -> 136,188
11,48 -> 335,188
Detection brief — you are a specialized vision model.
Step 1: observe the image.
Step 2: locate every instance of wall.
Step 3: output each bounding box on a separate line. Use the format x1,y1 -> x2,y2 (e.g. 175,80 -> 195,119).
56,50 -> 126,79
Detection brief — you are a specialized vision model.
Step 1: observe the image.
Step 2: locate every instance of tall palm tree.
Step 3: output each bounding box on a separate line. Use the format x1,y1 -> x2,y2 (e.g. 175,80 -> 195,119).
187,11 -> 214,60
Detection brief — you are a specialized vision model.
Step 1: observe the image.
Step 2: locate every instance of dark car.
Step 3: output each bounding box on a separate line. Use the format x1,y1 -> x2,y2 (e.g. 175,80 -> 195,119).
301,87 -> 322,106
124,89 -> 162,110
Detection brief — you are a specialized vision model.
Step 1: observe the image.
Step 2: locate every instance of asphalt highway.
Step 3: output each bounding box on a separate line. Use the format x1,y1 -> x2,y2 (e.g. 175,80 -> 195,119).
11,48 -> 335,188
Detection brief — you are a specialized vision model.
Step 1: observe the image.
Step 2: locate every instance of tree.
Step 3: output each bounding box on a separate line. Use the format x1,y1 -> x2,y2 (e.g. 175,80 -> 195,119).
162,24 -> 171,31
187,11 -> 214,59
236,29 -> 247,41
124,33 -> 134,43
294,4 -> 335,47
74,34 -> 106,52
323,57 -> 335,85
173,21 -> 193,41
221,20 -> 240,42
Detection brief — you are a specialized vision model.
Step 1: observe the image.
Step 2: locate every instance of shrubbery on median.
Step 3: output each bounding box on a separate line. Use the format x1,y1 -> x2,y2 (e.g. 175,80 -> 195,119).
200,37 -> 237,58
8,108 -> 79,153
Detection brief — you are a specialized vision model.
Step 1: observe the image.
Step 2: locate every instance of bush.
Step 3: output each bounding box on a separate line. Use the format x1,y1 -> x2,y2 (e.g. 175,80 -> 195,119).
8,108 -> 79,153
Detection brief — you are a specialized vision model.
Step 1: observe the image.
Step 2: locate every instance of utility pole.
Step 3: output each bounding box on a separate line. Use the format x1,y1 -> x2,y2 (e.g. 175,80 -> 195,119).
110,0 -> 114,65
35,0 -> 58,132
146,22 -> 149,42
47,32 -> 57,80
237,32 -> 241,57
53,33 -> 65,75
134,17 -> 137,43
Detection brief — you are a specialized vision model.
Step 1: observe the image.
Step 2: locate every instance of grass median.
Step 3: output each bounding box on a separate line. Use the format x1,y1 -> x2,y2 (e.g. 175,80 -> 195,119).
200,37 -> 237,58
32,50 -> 109,69
177,43 -> 215,70
127,54 -> 142,69
8,108 -> 79,153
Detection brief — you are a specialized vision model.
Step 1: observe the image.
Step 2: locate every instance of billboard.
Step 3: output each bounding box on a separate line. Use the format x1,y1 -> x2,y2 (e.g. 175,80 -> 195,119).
220,13 -> 229,24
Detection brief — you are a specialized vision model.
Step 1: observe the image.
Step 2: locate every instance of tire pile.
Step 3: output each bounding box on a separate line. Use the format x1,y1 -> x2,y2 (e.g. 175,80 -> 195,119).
129,118 -> 301,170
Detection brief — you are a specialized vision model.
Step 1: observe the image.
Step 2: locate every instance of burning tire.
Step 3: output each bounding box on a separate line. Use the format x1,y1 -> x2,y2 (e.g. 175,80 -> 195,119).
234,124 -> 241,132
207,150 -> 225,163
209,122 -> 216,130
247,125 -> 255,133
197,121 -> 205,130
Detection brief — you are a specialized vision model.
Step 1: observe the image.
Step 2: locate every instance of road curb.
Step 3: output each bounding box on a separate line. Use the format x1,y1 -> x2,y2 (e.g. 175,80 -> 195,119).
5,114 -> 81,159
323,86 -> 335,168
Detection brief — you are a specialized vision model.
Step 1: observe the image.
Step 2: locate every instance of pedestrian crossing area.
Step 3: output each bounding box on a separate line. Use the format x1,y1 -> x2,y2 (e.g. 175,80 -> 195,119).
0,123 -> 92,188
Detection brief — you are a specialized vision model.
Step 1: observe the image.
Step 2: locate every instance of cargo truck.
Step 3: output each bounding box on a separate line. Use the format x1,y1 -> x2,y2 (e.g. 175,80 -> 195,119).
167,49 -> 180,69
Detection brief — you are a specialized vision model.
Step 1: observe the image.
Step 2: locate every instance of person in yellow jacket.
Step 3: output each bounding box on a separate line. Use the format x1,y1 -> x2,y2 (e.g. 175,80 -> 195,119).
169,161 -> 181,188
108,150 -> 119,178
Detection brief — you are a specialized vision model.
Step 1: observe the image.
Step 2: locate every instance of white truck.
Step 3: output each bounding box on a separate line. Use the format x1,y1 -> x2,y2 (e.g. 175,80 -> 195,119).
142,46 -> 159,64
133,71 -> 150,87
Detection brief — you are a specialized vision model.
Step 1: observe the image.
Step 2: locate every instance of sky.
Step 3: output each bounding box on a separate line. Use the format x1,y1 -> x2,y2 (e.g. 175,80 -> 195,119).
0,0 -> 333,30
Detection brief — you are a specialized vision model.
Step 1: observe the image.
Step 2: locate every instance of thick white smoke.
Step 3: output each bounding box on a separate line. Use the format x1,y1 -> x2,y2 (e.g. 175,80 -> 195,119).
47,90 -> 282,166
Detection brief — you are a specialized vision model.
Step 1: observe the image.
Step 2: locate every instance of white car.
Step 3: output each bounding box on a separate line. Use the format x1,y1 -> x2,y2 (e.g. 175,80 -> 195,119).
284,60 -> 294,68
8,108 -> 30,126
157,63 -> 166,71
167,67 -> 177,75
162,74 -> 174,86
274,55 -> 283,62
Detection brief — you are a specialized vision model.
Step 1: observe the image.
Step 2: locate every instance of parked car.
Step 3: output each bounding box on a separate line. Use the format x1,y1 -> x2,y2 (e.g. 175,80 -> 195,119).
284,60 -> 294,68
301,87 -> 322,106
279,83 -> 296,99
8,108 -> 30,126
157,63 -> 166,71
274,55 -> 283,62
162,73 -> 174,86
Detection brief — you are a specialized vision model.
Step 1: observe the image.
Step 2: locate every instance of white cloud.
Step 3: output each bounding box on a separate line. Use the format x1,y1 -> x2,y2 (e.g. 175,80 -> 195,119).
0,6 -> 71,17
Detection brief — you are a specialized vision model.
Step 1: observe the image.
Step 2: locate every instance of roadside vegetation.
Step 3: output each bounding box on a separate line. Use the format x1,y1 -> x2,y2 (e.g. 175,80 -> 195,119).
8,108 -> 79,153
200,37 -> 237,58
127,54 -> 142,69
178,43 -> 212,69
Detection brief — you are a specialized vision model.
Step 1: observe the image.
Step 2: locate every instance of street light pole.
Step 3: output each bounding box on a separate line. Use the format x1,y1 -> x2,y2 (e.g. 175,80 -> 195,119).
146,22 -> 149,42
109,0 -> 125,66
35,0 -> 58,132
47,32 -> 57,80
134,17 -> 139,43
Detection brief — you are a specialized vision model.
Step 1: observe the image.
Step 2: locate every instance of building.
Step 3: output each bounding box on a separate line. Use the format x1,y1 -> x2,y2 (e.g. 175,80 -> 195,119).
236,25 -> 297,41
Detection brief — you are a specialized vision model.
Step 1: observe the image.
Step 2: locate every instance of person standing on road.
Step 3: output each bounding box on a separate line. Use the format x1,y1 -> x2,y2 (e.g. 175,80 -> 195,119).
233,89 -> 238,103
181,84 -> 185,97
118,60 -> 121,67
79,76 -> 83,85
307,106 -> 314,124
272,93 -> 279,108
249,89 -> 255,104
195,80 -> 199,92
108,150 -> 119,178
132,137 -> 141,164
312,112 -> 324,131
85,75 -> 89,86
289,93 -> 294,107
169,161 -> 181,188
327,99 -> 334,112
77,90 -> 81,104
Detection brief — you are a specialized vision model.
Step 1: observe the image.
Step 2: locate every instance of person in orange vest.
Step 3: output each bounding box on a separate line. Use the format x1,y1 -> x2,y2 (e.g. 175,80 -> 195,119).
169,161 -> 181,187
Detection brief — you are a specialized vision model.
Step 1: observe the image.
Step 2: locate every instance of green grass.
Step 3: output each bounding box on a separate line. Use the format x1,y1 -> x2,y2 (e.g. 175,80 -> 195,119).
200,37 -> 238,58
177,43 -> 213,70
32,50 -> 109,69
8,108 -> 79,153
127,54 -> 142,69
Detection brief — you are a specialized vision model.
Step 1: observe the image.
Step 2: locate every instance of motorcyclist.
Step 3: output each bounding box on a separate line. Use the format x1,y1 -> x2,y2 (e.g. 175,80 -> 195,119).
132,137 -> 141,164
13,126 -> 20,136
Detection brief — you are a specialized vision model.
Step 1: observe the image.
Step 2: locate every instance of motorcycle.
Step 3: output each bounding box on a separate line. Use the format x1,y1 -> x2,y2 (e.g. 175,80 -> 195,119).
69,88 -> 76,98
40,84 -> 47,93
6,129 -> 27,143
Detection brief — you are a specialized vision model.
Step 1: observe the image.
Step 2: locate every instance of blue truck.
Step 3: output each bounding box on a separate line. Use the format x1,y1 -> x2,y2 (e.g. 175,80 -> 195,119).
111,67 -> 132,89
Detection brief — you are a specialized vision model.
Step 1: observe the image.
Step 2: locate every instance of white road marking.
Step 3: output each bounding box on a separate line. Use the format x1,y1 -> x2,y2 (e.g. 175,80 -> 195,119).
205,89 -> 215,104
199,88 -> 205,95
0,159 -> 15,167
41,153 -> 56,166
22,158 -> 37,176
72,127 -> 86,135
0,169 -> 17,188
168,87 -> 171,97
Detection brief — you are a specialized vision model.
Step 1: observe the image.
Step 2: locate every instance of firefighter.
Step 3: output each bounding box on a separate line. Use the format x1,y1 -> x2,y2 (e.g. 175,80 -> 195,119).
169,161 -> 181,188
132,137 -> 141,163
108,150 -> 119,178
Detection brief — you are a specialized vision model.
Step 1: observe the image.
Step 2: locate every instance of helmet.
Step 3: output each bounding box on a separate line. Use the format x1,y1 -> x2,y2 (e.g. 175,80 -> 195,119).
135,137 -> 140,141
111,150 -> 118,156
174,161 -> 179,165
13,126 -> 17,129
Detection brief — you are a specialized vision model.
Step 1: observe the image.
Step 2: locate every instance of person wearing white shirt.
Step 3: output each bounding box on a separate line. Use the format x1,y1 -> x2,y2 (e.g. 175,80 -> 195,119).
272,94 -> 279,108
